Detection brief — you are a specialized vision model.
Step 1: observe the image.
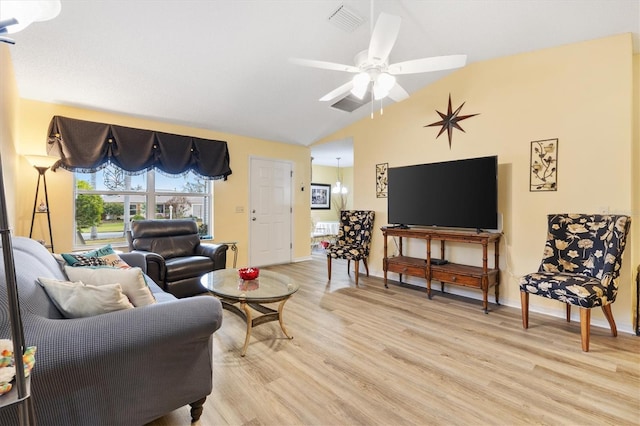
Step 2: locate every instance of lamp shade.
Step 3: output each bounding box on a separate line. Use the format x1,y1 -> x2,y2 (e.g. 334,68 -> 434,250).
0,0 -> 61,34
24,155 -> 58,169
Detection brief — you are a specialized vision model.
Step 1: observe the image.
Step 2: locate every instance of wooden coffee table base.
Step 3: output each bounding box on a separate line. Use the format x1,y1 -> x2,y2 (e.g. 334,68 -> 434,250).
220,297 -> 293,356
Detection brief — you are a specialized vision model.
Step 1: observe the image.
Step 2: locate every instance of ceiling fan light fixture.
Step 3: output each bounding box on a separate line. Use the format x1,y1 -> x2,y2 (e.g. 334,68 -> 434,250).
373,73 -> 395,100
373,82 -> 388,100
351,72 -> 370,99
376,72 -> 396,92
0,0 -> 61,34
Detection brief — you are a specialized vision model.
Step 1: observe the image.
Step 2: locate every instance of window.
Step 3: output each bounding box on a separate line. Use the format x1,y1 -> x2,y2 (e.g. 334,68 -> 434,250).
74,164 -> 212,248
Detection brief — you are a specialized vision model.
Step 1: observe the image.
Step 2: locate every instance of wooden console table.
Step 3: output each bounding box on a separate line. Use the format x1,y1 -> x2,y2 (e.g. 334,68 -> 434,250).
381,227 -> 501,313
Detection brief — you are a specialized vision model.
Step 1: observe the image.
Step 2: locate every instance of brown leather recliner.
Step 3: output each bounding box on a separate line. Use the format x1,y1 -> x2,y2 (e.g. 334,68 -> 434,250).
127,219 -> 228,298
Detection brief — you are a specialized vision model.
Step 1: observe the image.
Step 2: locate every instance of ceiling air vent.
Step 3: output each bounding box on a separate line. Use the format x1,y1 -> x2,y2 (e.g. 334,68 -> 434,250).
330,92 -> 369,113
328,4 -> 364,33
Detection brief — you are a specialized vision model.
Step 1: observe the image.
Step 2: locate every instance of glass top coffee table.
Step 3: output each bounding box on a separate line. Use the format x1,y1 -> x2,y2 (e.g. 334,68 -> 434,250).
201,269 -> 299,356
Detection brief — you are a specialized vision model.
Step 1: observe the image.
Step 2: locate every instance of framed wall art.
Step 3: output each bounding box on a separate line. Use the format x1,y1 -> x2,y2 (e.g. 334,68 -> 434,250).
310,183 -> 331,209
376,163 -> 388,198
530,138 -> 558,191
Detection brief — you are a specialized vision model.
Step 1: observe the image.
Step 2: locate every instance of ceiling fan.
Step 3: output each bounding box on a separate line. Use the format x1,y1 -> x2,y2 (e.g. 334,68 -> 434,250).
291,12 -> 466,105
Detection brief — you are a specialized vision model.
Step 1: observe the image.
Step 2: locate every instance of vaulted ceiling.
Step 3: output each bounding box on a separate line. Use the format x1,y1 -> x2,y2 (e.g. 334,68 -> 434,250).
6,0 -> 640,161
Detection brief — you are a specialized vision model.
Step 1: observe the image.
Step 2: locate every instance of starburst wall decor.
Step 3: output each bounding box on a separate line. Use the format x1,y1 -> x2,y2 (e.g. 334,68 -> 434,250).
425,94 -> 479,148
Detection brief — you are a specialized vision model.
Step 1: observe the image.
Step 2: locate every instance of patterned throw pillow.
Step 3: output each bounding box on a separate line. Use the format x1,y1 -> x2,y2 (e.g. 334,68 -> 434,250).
67,254 -> 108,267
61,244 -> 130,269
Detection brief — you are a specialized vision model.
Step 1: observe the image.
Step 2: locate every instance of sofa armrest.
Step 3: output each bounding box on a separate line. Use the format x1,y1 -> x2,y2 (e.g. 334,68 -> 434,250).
196,243 -> 228,270
128,250 -> 166,288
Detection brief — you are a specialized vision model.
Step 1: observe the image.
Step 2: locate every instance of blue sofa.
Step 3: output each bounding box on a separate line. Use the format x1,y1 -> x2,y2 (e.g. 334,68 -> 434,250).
0,237 -> 223,425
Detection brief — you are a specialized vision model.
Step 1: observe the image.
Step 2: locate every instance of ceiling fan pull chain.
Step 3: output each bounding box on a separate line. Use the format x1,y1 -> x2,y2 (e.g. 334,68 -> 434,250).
370,90 -> 374,119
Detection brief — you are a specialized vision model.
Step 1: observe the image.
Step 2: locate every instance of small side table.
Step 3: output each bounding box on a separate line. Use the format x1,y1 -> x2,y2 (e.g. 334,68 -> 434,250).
215,241 -> 238,268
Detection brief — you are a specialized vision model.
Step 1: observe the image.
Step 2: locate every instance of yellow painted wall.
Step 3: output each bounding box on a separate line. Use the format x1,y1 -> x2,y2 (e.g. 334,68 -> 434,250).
0,45 -> 19,228
316,34 -> 638,333
12,99 -> 311,266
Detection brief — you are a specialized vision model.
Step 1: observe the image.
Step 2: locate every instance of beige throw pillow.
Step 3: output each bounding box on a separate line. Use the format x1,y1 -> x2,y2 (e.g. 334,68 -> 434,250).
37,277 -> 134,318
64,266 -> 156,307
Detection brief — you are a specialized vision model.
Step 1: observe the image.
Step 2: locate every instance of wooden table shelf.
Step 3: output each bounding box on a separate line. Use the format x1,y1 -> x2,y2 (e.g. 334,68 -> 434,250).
382,227 -> 502,313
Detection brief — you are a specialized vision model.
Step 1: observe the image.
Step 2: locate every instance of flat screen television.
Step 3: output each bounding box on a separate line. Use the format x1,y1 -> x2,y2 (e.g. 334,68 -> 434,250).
387,155 -> 498,230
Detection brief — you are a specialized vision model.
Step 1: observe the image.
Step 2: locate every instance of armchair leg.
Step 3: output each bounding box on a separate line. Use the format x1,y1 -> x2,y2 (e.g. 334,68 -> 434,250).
347,259 -> 351,276
190,397 -> 206,422
327,256 -> 332,281
520,291 -> 529,329
579,308 -> 591,352
363,259 -> 369,277
566,303 -> 571,322
354,260 -> 359,287
601,304 -> 617,337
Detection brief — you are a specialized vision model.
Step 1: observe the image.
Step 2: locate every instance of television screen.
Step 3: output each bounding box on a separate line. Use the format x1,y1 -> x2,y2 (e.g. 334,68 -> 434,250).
387,155 -> 498,230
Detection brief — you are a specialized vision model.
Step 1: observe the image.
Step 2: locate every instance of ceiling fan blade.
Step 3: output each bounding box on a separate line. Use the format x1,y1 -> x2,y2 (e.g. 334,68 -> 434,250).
388,54 -> 467,75
388,82 -> 409,102
289,58 -> 359,73
319,81 -> 354,102
368,13 -> 401,64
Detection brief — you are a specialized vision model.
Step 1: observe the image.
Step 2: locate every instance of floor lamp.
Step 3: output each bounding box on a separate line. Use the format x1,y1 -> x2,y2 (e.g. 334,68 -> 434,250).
0,154 -> 31,424
25,156 -> 58,253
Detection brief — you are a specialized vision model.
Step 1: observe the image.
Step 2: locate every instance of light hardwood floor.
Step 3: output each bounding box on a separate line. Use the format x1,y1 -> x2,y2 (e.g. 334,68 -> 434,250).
148,254 -> 640,426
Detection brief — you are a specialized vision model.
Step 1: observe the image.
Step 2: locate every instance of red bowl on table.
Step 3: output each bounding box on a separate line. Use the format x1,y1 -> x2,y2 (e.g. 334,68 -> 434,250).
238,267 -> 259,280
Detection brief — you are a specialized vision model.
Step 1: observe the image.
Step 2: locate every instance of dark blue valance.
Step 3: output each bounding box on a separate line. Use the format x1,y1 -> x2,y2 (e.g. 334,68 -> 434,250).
46,115 -> 232,180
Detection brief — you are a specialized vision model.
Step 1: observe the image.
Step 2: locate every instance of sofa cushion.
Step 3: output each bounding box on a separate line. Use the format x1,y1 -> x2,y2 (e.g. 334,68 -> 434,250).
61,244 -> 130,269
64,266 -> 156,307
165,256 -> 215,282
37,277 -> 134,318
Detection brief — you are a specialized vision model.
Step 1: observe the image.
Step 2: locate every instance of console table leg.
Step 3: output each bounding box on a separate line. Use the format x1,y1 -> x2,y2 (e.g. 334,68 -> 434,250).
482,280 -> 489,314
383,258 -> 388,288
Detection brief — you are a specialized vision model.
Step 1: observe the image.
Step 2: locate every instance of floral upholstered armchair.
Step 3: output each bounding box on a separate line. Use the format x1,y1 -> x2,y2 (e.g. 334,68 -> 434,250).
326,210 -> 375,287
519,214 -> 631,351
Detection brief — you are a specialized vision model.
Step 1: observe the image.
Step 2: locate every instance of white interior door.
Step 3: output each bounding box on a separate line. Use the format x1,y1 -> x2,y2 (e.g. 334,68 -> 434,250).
249,157 -> 292,266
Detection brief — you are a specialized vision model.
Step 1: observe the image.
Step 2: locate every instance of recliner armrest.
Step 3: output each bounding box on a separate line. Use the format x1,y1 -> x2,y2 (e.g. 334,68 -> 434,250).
118,252 -> 148,271
128,250 -> 166,288
196,243 -> 228,270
